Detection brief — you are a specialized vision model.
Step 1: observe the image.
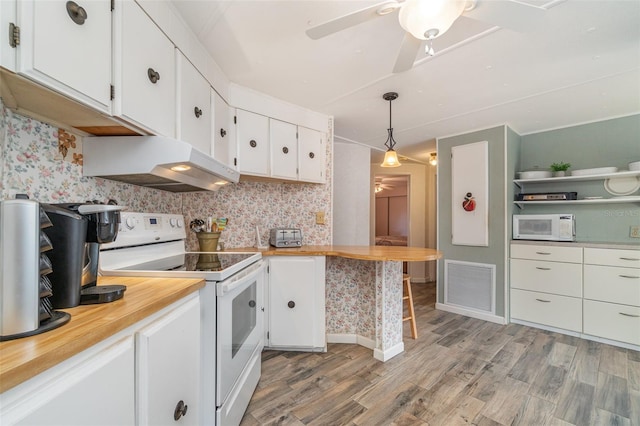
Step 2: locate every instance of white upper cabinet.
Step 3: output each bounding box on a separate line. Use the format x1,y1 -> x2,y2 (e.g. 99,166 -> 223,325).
1,1 -> 17,70
114,0 -> 175,137
236,109 -> 269,177
270,119 -> 298,180
212,89 -> 233,167
14,0 -> 112,113
176,51 -> 211,154
298,126 -> 326,183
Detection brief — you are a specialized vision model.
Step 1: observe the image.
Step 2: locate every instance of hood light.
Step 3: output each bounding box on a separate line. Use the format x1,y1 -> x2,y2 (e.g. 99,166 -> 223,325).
171,164 -> 191,172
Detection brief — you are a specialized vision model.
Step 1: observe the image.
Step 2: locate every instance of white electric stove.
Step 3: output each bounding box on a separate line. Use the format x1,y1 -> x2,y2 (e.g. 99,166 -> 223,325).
99,212 -> 264,426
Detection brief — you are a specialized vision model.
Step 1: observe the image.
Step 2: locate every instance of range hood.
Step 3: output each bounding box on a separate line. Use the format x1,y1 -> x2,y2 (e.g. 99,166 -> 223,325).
83,136 -> 240,192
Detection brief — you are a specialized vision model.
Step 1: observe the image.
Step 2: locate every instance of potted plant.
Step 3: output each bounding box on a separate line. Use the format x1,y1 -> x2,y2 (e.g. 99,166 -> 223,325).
550,161 -> 571,177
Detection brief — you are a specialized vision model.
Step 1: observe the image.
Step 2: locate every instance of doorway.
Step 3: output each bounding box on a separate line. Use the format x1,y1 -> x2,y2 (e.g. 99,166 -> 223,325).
374,175 -> 409,272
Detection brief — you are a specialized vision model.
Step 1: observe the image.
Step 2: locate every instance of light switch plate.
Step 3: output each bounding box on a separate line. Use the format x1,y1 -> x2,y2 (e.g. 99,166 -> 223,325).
630,226 -> 640,238
316,211 -> 325,225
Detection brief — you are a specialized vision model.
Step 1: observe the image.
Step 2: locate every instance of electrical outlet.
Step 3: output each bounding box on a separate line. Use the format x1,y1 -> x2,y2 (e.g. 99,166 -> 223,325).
631,226 -> 640,238
315,211 -> 325,225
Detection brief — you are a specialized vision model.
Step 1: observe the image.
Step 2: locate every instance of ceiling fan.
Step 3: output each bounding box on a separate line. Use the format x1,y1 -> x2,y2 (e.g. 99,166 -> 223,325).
375,176 -> 406,192
306,0 -> 546,73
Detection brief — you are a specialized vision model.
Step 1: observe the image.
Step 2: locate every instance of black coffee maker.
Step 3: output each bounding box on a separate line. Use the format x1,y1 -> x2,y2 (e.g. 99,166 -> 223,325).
42,202 -> 126,308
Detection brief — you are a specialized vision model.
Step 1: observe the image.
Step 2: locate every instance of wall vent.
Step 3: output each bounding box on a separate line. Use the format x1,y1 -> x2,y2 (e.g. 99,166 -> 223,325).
444,260 -> 495,314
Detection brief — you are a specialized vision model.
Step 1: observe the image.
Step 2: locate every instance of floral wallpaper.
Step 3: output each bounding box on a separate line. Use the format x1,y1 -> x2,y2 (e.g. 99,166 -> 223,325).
0,101 -> 181,212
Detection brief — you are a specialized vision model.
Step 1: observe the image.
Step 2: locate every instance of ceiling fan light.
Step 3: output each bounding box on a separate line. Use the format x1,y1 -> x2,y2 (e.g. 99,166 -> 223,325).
429,152 -> 438,166
381,149 -> 402,167
398,0 -> 466,40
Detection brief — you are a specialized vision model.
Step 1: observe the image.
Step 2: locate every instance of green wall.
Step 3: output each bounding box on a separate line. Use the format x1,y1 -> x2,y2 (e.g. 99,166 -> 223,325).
437,126 -> 512,317
519,115 -> 640,243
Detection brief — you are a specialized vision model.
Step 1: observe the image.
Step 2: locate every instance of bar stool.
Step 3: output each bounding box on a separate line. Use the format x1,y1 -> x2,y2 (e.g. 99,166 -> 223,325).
402,274 -> 417,339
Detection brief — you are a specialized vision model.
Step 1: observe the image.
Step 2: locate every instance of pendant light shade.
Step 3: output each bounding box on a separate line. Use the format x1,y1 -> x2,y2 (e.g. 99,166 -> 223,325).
380,92 -> 402,168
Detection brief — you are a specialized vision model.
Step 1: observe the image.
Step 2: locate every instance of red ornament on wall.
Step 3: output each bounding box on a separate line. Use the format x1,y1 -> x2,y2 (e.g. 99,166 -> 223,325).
462,192 -> 476,212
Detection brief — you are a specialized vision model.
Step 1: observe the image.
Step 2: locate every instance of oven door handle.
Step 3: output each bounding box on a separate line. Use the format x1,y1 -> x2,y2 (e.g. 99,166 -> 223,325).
217,260 -> 265,297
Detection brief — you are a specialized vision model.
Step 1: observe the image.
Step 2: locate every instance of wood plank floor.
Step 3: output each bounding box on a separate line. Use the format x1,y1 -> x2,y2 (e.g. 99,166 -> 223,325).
240,283 -> 640,425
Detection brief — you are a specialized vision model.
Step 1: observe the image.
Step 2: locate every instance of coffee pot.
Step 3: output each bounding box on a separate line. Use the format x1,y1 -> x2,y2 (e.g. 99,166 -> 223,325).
42,202 -> 126,308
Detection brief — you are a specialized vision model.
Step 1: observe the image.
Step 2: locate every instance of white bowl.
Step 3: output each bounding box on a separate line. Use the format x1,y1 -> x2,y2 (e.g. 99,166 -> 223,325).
570,167 -> 618,176
629,161 -> 640,171
518,170 -> 552,179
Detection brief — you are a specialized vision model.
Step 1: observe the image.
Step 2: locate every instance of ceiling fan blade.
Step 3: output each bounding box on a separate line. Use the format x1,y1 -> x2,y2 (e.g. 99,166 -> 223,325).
464,0 -> 546,32
306,2 -> 398,40
393,32 -> 422,73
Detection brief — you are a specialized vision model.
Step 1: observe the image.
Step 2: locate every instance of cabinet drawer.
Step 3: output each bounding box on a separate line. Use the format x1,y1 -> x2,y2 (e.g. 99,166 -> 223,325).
584,265 -> 640,307
510,259 -> 582,297
511,289 -> 581,332
584,299 -> 640,346
510,244 -> 582,263
584,248 -> 640,268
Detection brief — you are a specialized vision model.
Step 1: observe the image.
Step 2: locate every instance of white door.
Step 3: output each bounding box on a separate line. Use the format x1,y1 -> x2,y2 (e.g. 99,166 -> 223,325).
270,119 -> 298,180
115,0 -> 175,137
268,256 -> 325,348
212,89 -> 232,166
17,0 -> 111,112
136,297 -> 201,426
177,51 -> 211,154
236,109 -> 269,176
298,127 -> 326,183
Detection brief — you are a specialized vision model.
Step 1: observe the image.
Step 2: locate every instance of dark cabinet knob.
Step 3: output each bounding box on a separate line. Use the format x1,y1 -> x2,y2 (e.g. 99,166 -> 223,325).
66,1 -> 87,25
249,300 -> 256,308
174,400 -> 188,421
147,68 -> 160,84
220,128 -> 227,138
288,301 -> 295,309
282,146 -> 289,154
194,107 -> 202,118
249,140 -> 257,148
308,152 -> 315,159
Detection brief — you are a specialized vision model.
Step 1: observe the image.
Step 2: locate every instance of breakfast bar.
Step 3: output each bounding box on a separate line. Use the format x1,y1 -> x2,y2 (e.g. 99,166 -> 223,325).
253,245 -> 442,361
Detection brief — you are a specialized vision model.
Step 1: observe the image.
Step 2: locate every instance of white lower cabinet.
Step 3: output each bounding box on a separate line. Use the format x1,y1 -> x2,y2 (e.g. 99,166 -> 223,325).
1,337 -> 135,426
510,243 -> 640,348
0,294 -> 201,426
136,296 -> 201,425
267,256 -> 325,350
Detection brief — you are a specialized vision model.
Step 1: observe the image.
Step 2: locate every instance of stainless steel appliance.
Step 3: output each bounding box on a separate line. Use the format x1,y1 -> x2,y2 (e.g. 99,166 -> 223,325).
513,214 -> 576,241
98,212 -> 264,425
41,203 -> 126,308
0,198 -> 70,341
269,228 -> 303,247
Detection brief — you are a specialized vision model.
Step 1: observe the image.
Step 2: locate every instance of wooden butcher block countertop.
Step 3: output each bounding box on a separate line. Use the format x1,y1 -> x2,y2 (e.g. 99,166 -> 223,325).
234,245 -> 442,262
0,276 -> 205,393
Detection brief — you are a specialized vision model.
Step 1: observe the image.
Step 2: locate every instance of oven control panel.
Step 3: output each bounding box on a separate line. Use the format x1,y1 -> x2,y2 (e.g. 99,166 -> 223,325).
102,212 -> 186,249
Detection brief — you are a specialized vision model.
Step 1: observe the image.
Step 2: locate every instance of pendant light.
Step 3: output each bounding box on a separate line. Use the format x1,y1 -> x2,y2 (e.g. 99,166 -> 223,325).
380,92 -> 402,168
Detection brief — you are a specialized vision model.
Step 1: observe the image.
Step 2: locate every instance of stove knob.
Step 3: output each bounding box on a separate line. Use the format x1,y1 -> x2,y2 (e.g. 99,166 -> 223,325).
125,216 -> 136,230
169,218 -> 177,227
177,218 -> 184,228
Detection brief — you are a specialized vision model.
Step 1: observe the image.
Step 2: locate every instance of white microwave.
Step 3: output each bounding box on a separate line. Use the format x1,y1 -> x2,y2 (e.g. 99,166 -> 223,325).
513,214 -> 575,241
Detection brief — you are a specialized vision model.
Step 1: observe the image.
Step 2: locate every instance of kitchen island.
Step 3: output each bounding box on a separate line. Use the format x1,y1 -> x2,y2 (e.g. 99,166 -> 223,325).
236,245 -> 442,361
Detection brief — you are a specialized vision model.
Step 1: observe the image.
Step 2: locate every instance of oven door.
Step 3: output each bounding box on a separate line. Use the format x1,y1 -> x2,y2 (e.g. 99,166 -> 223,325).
216,260 -> 265,407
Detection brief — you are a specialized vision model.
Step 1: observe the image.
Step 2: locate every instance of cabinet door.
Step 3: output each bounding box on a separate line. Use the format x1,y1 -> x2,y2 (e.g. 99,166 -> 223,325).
298,127 -> 326,183
8,338 -> 135,426
137,296 -> 200,426
17,0 -> 111,112
1,1 -> 17,70
212,89 -> 232,166
177,51 -> 211,154
236,109 -> 269,176
268,256 -> 325,348
270,119 -> 298,180
115,0 -> 175,137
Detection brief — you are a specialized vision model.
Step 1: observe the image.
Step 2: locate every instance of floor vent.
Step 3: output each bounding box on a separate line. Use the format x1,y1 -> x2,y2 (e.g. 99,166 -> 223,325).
444,260 -> 495,314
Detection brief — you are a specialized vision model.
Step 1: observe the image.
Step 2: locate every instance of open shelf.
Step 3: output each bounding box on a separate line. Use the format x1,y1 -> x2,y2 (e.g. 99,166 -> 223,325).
514,196 -> 640,208
514,170 -> 640,187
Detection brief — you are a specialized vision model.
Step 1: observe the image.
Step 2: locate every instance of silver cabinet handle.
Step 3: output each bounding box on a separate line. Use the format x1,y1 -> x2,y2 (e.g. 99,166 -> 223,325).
535,252 -> 551,255
619,275 -> 640,279
619,257 -> 639,261
619,312 -> 640,318
536,267 -> 551,271
535,299 -> 551,303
